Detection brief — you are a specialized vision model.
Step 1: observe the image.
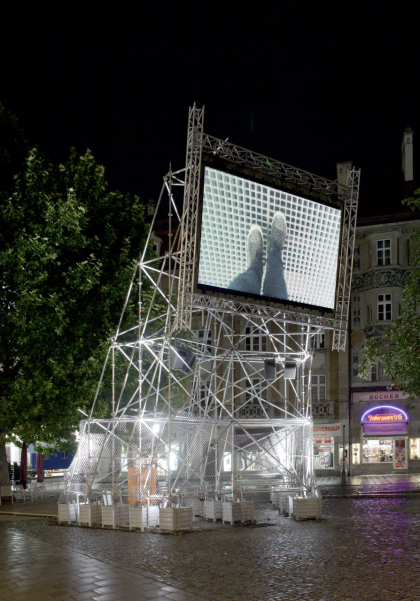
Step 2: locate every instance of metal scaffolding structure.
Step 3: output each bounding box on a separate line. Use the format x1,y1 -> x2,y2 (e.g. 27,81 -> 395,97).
60,106 -> 358,530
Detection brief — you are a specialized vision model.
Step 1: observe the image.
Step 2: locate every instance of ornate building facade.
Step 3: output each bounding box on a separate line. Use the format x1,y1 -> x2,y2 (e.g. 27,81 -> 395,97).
313,127 -> 420,477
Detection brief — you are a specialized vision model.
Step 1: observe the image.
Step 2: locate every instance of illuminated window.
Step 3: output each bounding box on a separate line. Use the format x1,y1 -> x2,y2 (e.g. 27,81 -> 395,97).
377,239 -> 391,266
352,443 -> 360,465
311,375 -> 326,402
410,438 -> 420,460
362,439 -> 393,463
378,294 -> 392,321
245,327 -> 267,352
339,444 -> 348,465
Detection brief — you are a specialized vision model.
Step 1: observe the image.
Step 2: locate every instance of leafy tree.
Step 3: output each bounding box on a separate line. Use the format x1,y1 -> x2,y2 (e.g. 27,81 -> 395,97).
360,191 -> 420,402
0,104 -> 150,485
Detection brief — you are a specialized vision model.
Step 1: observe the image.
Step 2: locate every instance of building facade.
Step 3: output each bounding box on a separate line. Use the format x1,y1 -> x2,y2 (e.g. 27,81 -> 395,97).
349,213 -> 420,475
313,128 -> 420,477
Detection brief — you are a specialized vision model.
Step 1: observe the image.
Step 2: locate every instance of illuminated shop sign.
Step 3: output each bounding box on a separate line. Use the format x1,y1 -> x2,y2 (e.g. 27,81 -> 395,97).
361,406 -> 408,423
361,405 -> 408,436
367,413 -> 403,422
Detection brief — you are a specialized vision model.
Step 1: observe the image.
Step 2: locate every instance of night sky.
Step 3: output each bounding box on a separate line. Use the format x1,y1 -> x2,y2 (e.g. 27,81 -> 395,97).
2,2 -> 420,211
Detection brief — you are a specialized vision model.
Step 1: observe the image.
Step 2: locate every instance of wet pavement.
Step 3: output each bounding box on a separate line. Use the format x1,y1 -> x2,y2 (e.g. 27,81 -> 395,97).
2,477 -> 420,600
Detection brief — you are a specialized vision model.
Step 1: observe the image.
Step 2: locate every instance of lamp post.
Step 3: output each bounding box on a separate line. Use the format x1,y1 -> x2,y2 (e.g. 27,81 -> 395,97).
341,425 -> 347,485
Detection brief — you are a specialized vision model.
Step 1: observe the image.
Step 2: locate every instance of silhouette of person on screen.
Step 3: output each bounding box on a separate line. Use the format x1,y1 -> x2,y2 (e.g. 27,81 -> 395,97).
228,212 -> 288,300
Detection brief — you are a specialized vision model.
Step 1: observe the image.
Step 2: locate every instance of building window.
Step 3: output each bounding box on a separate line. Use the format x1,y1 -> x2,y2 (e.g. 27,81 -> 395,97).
410,439 -> 420,460
353,245 -> 360,270
43,452 -> 51,461
370,363 -> 378,382
352,443 -> 360,464
408,241 -> 419,266
152,236 -> 163,256
352,354 -> 359,378
377,239 -> 391,266
311,375 -> 326,402
193,381 -> 213,409
245,378 -> 267,404
378,293 -> 392,321
62,451 -> 68,459
198,329 -> 212,354
310,328 -> 325,349
245,327 -> 267,352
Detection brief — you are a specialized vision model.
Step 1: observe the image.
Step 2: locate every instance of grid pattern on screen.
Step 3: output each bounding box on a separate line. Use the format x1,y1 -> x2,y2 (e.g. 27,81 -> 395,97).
198,167 -> 341,309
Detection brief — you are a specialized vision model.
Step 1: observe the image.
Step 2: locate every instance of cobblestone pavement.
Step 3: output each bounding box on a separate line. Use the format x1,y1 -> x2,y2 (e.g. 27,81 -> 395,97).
0,528 -> 208,601
319,480 -> 420,497
2,493 -> 420,601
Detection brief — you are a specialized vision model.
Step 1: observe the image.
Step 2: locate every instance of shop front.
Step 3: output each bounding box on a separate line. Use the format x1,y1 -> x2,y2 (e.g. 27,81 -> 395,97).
351,392 -> 420,474
313,423 -> 343,474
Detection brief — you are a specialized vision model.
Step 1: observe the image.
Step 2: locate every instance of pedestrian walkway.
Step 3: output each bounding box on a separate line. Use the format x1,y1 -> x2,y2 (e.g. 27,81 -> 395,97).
0,529 -> 208,601
318,472 -> 420,498
317,473 -> 420,486
0,498 -> 58,516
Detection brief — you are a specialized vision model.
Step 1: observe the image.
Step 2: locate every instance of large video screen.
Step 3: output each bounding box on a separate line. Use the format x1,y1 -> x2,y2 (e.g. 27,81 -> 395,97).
198,167 -> 342,310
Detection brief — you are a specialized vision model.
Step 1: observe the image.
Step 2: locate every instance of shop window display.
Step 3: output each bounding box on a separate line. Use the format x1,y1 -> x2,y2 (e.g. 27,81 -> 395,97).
394,439 -> 407,468
362,439 -> 393,463
314,437 -> 334,469
352,443 -> 360,464
410,438 -> 420,460
339,444 -> 348,465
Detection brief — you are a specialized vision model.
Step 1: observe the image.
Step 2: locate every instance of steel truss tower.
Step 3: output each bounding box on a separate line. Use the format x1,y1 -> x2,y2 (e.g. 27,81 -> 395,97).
62,106 -> 359,529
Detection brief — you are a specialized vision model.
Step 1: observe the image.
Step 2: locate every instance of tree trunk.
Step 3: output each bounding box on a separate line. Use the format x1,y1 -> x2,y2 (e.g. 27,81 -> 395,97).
0,440 -> 11,487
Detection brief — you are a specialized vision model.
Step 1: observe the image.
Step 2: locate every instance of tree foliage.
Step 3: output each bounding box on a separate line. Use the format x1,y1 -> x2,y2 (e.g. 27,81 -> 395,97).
0,104 -> 149,456
360,190 -> 420,399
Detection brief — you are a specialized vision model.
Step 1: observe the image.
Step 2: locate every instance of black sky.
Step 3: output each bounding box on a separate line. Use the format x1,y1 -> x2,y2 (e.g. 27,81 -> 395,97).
2,2 -> 420,208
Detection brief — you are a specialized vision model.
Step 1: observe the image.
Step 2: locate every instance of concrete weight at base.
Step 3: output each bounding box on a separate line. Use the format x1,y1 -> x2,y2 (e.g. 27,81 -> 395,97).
205,499 -> 223,522
222,501 -> 253,524
57,503 -> 78,524
159,507 -> 193,531
293,497 -> 322,520
102,505 -> 130,529
79,503 -> 101,527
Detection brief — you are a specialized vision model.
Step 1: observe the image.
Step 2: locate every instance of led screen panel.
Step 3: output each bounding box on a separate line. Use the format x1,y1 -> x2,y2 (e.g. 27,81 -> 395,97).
198,167 -> 341,310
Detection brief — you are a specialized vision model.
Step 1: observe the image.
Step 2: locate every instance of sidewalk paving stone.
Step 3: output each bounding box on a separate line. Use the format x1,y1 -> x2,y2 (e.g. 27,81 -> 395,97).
2,476 -> 420,600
